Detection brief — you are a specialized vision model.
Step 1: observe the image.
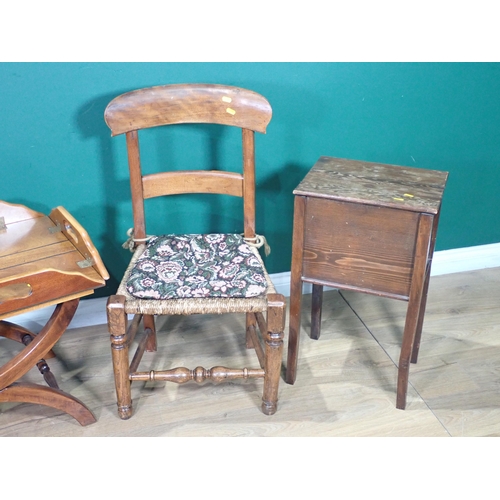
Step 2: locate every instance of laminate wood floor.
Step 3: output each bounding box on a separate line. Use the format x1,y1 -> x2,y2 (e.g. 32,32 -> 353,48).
1,267 -> 500,437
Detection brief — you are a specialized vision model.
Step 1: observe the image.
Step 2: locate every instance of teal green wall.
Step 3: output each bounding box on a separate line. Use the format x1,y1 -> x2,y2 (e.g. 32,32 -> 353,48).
2,63 -> 500,296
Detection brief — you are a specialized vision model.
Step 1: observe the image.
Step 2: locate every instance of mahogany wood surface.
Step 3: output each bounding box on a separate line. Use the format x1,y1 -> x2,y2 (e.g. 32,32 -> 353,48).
0,382 -> 96,426
48,206 -> 109,281
0,201 -> 108,425
0,200 -> 44,224
0,320 -> 55,359
285,157 -> 448,409
0,206 -> 107,318
0,301 -> 78,388
104,83 -> 285,419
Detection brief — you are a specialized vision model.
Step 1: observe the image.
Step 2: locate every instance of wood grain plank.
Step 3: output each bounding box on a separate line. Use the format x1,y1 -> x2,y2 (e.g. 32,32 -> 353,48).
0,249 -> 105,283
0,241 -> 75,270
294,156 -> 448,214
105,84 -> 272,136
0,216 -> 66,258
0,200 -> 44,225
302,197 -> 418,297
142,171 -> 243,198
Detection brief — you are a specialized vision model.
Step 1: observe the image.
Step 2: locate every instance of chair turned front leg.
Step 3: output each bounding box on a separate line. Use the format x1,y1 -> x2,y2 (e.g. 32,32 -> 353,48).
262,294 -> 286,415
107,295 -> 133,419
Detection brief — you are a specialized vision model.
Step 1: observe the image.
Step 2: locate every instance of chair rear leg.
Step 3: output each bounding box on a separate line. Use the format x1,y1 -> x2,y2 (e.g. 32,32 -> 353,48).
144,314 -> 157,352
262,294 -> 286,415
246,312 -> 257,349
107,295 -> 133,419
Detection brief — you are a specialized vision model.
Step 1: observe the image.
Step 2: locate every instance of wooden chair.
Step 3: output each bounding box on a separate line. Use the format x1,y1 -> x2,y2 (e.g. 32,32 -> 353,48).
104,84 -> 286,419
0,201 -> 109,425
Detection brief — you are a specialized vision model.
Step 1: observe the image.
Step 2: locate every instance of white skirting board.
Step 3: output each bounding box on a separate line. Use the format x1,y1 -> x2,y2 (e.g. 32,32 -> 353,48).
5,242 -> 500,331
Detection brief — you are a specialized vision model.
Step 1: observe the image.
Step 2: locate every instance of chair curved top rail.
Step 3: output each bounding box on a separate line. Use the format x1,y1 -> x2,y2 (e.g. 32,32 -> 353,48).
104,83 -> 272,136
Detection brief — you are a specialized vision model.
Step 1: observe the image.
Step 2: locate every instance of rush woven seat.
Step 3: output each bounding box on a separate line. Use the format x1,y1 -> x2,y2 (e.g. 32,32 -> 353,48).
118,241 -> 274,316
104,83 -> 286,419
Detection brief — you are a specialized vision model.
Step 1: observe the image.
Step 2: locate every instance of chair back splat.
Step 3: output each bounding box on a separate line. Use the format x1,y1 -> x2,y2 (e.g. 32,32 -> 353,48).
104,83 -> 285,419
105,84 -> 271,242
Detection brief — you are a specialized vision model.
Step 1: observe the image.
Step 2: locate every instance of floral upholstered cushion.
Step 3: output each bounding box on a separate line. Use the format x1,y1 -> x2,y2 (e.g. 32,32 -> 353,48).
126,234 -> 268,299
